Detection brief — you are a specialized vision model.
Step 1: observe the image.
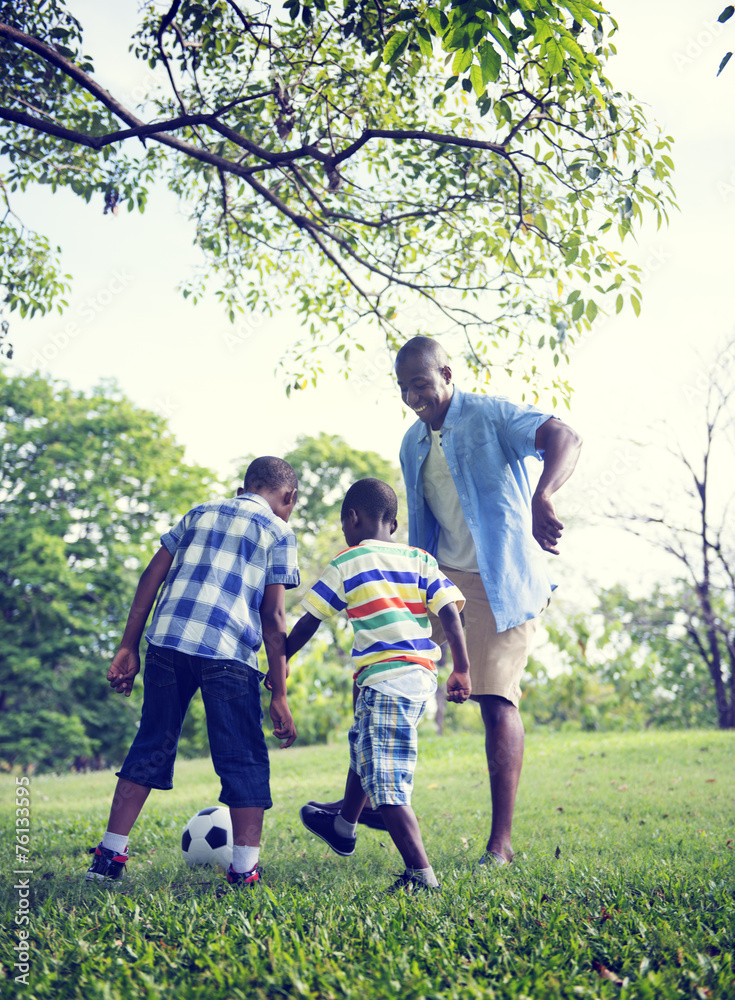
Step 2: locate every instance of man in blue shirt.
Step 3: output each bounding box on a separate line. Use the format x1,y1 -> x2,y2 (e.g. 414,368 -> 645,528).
394,336 -> 581,867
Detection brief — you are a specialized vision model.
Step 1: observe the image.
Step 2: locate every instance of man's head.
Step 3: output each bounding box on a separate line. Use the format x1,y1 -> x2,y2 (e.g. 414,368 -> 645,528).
340,478 -> 398,547
394,336 -> 453,430
240,456 -> 298,522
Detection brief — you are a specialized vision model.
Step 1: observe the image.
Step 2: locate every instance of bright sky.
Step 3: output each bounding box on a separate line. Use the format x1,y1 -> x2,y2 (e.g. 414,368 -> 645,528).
6,0 -> 735,601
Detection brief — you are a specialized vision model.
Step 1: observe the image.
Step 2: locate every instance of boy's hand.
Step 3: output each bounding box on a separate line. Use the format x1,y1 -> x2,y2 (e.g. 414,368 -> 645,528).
264,664 -> 290,692
446,670 -> 471,703
269,694 -> 297,749
107,648 -> 141,697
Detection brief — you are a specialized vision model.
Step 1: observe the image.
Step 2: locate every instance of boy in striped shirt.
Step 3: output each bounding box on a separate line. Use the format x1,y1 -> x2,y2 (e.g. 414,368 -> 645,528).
288,478 -> 471,892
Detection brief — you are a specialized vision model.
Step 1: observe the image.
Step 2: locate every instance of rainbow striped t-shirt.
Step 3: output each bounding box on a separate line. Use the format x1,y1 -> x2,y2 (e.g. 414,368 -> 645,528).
301,539 -> 465,687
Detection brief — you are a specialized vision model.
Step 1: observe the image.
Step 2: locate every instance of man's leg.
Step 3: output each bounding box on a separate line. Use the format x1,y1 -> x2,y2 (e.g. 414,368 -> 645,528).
478,694 -> 524,863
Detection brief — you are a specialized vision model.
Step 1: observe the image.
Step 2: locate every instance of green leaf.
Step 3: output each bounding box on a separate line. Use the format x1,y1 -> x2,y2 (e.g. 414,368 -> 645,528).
572,298 -> 585,322
544,37 -> 565,76
452,47 -> 473,75
615,293 -> 624,314
478,41 -> 501,85
383,31 -> 409,65
469,63 -> 485,97
426,8 -> 445,35
565,246 -> 579,266
631,294 -> 641,317
586,299 -> 597,322
495,99 -> 512,124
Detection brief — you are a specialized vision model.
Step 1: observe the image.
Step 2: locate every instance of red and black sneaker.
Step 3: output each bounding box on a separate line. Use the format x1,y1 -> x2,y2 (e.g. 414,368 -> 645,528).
85,843 -> 128,881
226,863 -> 260,887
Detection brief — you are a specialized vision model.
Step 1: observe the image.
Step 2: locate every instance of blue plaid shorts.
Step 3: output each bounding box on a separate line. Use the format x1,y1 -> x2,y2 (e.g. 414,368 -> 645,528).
348,686 -> 428,808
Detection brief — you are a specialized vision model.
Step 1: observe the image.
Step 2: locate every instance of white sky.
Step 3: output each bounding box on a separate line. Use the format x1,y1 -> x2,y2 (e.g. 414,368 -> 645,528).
5,0 -> 735,602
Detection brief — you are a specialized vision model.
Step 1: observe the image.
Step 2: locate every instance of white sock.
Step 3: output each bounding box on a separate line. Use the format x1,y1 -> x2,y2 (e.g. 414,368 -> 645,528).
232,844 -> 259,873
334,814 -> 357,838
102,832 -> 129,854
408,866 -> 439,887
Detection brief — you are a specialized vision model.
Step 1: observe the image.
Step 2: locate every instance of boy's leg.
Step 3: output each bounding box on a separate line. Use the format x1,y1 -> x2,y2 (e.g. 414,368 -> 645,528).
299,694 -> 371,856
200,660 -> 272,882
362,689 -> 439,888
339,767 -> 368,824
379,804 -> 430,871
107,778 -> 152,835
229,806 -> 264,878
87,646 -> 198,881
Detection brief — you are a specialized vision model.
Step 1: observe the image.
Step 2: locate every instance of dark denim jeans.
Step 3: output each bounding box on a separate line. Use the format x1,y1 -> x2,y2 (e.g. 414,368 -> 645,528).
116,643 -> 272,808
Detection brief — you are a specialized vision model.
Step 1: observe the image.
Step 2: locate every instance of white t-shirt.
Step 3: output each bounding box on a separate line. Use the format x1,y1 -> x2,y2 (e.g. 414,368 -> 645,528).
422,428 -> 479,573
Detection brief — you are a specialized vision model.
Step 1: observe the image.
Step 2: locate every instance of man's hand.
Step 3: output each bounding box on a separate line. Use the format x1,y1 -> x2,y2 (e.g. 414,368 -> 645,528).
531,492 -> 564,555
107,648 -> 141,697
446,670 -> 471,703
269,694 -> 297,748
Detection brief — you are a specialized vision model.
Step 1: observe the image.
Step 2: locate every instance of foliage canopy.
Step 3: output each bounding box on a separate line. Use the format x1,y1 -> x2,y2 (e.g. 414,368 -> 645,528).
0,367 -> 217,770
0,0 -> 675,399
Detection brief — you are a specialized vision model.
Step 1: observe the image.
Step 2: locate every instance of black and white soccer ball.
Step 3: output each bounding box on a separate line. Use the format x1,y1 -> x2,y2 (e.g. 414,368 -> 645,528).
181,806 -> 233,868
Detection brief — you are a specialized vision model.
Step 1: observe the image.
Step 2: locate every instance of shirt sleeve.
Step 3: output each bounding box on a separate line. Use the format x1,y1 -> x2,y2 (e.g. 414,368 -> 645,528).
497,397 -> 555,461
300,559 -> 348,620
160,508 -> 192,555
424,559 -> 465,615
265,528 -> 300,590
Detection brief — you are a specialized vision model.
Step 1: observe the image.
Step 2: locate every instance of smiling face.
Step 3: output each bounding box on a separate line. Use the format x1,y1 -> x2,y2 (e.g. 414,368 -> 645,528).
395,354 -> 454,430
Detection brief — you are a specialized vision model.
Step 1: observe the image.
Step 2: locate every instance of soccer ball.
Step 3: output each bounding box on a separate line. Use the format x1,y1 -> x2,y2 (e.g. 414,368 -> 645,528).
181,807 -> 233,868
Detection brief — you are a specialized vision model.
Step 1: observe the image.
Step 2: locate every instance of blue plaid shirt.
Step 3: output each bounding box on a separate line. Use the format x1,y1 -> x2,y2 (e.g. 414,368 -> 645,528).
146,493 -> 299,669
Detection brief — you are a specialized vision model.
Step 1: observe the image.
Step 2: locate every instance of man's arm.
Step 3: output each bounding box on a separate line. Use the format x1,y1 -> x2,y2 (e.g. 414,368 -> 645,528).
532,417 -> 583,555
107,545 -> 174,696
437,603 -> 471,703
261,584 -> 297,749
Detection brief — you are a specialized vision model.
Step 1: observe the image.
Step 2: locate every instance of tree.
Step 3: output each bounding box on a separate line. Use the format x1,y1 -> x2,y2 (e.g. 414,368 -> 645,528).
523,584 -> 720,732
611,340 -> 735,729
0,1 -> 675,400
0,368 -> 218,770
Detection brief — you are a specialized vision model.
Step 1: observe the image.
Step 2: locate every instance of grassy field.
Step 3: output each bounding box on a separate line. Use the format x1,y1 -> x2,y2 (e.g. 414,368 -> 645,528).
1,728 -> 733,999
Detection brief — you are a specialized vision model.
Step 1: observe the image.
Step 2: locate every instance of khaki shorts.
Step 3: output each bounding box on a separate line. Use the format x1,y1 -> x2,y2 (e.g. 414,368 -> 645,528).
431,565 -> 541,708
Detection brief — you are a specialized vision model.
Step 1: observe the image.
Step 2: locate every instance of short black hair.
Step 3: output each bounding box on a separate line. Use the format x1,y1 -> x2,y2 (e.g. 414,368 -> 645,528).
244,456 -> 298,492
341,478 -> 397,524
395,336 -> 450,371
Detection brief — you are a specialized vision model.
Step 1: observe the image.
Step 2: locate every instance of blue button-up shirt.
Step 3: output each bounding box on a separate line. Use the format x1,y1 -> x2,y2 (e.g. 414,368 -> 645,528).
146,493 -> 299,668
399,387 -> 554,632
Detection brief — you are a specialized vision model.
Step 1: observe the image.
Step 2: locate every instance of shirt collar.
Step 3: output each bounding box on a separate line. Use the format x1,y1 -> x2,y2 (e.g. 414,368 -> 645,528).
237,492 -> 271,511
416,385 -> 463,442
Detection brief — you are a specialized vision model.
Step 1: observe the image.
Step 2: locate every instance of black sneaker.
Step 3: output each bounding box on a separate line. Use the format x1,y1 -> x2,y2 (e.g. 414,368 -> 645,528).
299,805 -> 357,856
385,870 -> 441,894
307,798 -> 388,832
226,863 -> 260,886
85,842 -> 128,881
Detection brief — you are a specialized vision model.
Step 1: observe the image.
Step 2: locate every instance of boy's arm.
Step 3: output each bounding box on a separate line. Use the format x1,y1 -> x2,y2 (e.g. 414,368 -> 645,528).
108,546 -> 174,697
261,584 -> 297,749
264,610 -> 322,691
286,612 -> 322,660
437,602 -> 472,703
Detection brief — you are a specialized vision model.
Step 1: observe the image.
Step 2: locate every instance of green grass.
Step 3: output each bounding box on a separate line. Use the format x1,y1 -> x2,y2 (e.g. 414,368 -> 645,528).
1,729 -> 734,999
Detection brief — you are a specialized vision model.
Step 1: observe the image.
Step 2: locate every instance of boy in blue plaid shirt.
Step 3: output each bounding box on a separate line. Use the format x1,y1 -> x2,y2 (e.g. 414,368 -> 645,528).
86,457 -> 300,887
